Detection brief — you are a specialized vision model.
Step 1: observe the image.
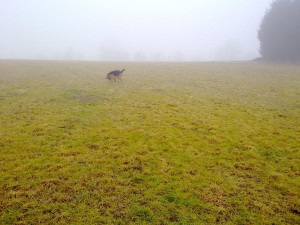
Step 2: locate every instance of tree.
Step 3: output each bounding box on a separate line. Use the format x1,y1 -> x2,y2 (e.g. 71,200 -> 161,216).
258,0 -> 300,61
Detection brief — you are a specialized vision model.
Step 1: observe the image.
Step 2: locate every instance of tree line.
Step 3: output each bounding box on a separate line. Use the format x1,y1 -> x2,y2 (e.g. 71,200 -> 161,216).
258,0 -> 300,61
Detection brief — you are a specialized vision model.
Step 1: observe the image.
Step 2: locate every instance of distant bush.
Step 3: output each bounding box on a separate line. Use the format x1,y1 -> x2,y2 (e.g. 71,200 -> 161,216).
258,0 -> 300,61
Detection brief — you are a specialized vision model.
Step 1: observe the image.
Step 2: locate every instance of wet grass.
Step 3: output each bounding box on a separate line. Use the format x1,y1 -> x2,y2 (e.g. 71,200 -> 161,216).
0,60 -> 299,224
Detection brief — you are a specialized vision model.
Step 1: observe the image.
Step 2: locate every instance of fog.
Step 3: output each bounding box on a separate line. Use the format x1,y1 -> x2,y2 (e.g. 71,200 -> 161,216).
0,0 -> 273,61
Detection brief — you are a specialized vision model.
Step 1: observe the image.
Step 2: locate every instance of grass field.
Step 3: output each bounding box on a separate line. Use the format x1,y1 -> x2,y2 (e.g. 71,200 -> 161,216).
0,60 -> 299,224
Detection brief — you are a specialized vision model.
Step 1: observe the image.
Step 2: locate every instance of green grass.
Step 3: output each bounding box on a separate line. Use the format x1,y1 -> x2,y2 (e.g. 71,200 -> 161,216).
0,60 -> 299,224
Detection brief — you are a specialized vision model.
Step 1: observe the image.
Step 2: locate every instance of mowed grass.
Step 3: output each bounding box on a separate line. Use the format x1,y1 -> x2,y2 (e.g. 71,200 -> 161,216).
0,60 -> 299,224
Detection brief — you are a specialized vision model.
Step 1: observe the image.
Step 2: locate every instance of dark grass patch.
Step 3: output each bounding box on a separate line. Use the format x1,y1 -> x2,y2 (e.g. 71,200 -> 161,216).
0,89 -> 27,100
64,89 -> 106,104
75,95 -> 102,104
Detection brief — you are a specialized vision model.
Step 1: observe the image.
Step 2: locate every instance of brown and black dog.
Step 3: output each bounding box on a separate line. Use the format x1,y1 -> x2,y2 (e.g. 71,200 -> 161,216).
106,69 -> 126,83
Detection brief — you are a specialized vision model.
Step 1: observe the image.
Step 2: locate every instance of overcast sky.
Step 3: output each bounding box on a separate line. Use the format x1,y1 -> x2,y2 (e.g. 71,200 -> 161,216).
0,0 -> 273,61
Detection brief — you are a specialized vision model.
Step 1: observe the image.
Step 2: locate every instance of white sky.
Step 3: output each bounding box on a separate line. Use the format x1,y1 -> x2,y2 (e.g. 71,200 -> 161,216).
0,0 -> 273,61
